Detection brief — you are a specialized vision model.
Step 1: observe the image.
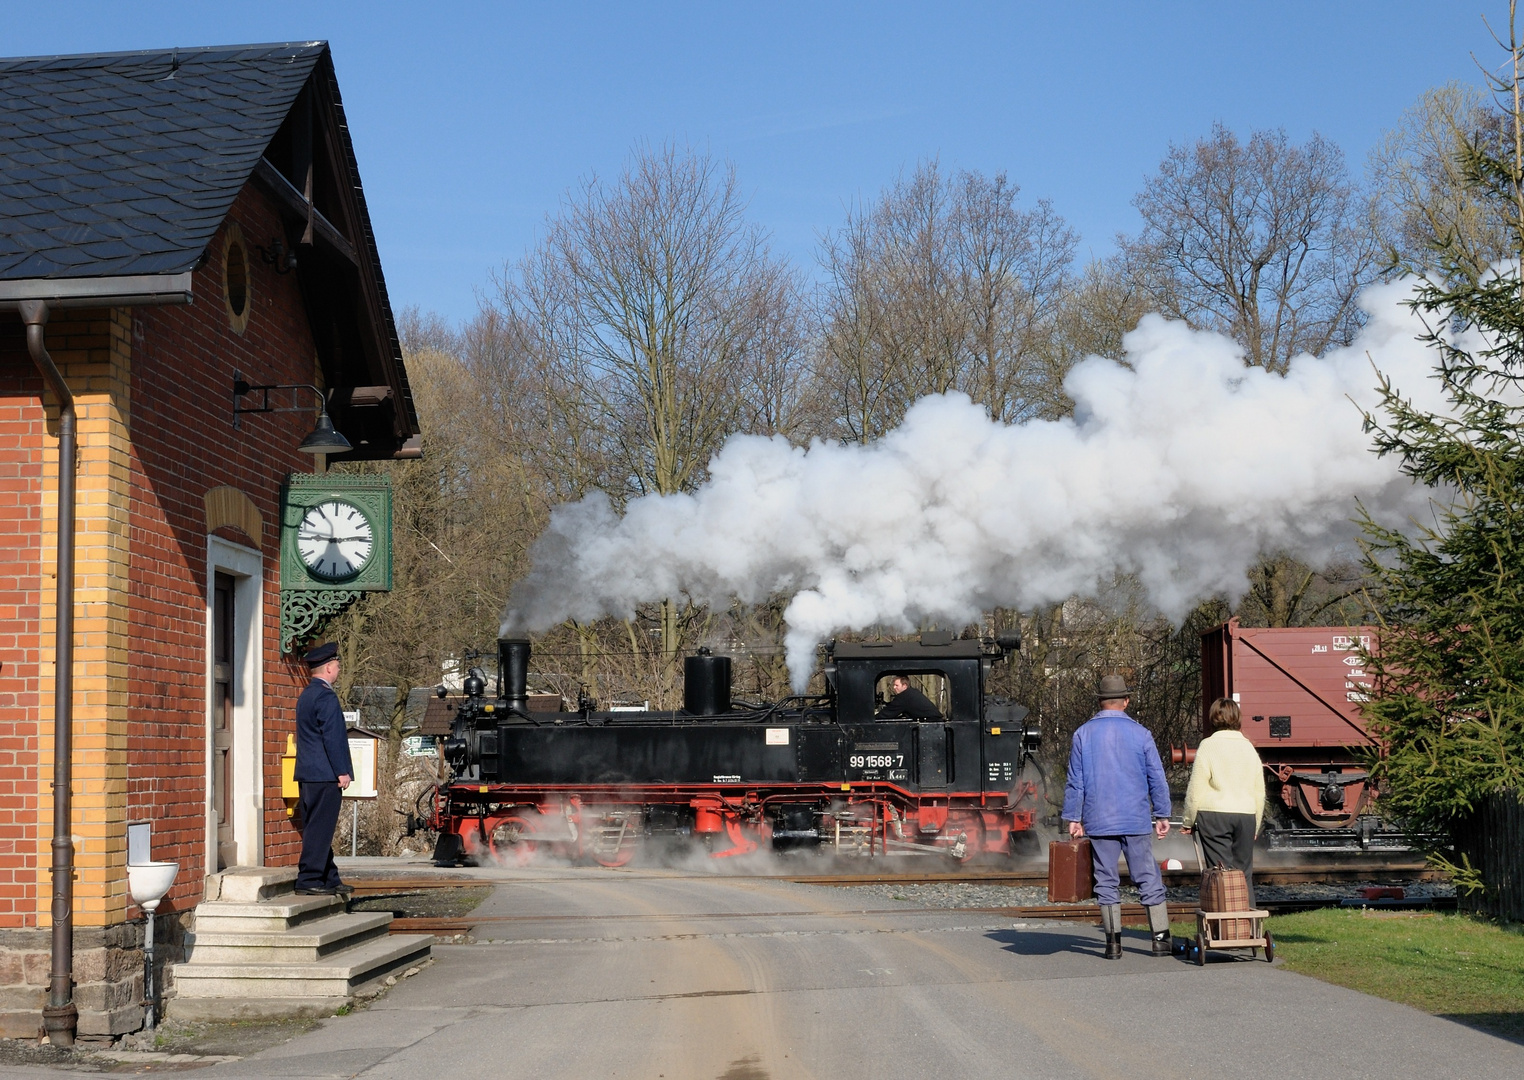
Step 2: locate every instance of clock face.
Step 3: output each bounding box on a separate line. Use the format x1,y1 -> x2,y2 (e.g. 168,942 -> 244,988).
297,500 -> 375,581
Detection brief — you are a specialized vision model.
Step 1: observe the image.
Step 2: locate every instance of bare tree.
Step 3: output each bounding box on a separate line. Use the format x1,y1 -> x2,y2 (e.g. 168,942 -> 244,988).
1124,124 -> 1377,372
1369,83 -> 1514,283
492,145 -> 809,689
503,144 -> 806,503
816,161 -> 1076,440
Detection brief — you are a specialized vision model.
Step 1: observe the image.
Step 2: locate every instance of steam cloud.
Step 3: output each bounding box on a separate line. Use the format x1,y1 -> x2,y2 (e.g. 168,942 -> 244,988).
504,282 -> 1451,690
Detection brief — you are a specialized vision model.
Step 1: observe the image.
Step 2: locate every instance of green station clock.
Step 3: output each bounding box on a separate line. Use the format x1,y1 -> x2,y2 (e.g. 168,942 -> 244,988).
279,473 -> 393,652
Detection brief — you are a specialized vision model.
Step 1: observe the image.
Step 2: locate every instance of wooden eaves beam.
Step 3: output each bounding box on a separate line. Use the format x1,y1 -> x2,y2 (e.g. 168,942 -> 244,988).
252,157 -> 359,267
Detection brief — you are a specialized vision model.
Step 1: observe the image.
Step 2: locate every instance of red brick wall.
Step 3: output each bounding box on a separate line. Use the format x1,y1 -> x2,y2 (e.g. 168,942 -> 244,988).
0,324 -> 42,925
126,181 -> 323,908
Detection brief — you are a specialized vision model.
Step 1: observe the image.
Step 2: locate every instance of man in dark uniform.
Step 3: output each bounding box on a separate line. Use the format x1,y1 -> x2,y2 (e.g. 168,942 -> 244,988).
294,642 -> 354,896
877,675 -> 941,719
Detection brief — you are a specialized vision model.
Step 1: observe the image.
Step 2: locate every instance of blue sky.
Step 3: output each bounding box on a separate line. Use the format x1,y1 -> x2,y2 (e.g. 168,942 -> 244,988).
11,2 -> 1498,323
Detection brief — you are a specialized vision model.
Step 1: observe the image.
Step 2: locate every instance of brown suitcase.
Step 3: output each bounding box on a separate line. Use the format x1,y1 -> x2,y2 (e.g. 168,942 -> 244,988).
1047,839 -> 1094,902
1200,866 -> 1253,939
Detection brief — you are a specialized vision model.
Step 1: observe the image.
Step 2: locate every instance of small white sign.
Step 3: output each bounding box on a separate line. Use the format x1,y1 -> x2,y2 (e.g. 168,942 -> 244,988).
401,735 -> 437,757
766,727 -> 790,745
345,737 -> 378,798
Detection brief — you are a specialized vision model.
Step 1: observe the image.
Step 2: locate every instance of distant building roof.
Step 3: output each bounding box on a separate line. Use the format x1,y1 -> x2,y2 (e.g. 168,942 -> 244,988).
0,42 -> 324,281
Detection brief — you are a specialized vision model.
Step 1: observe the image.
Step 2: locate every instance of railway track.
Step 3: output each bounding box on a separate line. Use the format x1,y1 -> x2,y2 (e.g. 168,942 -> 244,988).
383,894 -> 1455,937
345,859 -> 1438,896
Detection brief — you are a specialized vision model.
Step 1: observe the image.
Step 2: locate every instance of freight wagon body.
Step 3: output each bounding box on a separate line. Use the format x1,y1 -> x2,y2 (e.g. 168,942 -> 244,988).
427,635 -> 1041,866
1198,618 -> 1377,829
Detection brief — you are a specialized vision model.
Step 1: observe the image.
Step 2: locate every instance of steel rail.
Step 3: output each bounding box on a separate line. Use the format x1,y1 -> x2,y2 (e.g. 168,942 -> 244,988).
385,895 -> 1461,936
345,861 -> 1439,896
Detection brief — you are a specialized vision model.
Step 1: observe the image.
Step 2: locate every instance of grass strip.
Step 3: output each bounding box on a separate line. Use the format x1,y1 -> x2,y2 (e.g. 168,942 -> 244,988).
1174,908 -> 1524,1042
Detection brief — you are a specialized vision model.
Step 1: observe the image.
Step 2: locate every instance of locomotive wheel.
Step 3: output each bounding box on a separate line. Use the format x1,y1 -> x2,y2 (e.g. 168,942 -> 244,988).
488,817 -> 537,866
1264,932 -> 1275,963
589,817 -> 638,867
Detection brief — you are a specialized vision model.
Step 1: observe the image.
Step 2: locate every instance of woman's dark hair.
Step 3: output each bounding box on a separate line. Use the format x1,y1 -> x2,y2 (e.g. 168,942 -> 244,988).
1207,697 -> 1241,732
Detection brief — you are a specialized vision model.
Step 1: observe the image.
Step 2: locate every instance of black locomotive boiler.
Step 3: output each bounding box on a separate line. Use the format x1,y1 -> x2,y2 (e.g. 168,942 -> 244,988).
428,633 -> 1041,866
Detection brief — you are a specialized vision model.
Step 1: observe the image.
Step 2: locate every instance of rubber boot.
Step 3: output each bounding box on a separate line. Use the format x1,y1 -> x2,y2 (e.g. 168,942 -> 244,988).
1148,902 -> 1171,956
1101,904 -> 1123,959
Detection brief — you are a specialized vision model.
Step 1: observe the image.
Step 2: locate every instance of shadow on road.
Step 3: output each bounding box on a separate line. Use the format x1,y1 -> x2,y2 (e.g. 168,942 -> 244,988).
984,928 -> 1102,957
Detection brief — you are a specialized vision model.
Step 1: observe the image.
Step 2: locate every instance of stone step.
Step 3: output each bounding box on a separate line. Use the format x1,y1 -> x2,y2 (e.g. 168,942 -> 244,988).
207,865 -> 298,903
173,933 -> 433,1000
192,892 -> 345,933
187,911 -> 394,963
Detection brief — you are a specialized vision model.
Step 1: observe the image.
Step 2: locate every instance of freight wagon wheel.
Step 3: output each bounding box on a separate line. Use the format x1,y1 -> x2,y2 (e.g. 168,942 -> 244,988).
488,817 -> 537,866
1291,785 -> 1363,829
1263,932 -> 1275,963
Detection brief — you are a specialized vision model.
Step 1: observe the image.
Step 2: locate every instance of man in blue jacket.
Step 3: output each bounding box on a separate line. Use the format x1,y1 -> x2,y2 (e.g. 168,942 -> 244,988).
1062,674 -> 1172,959
294,642 -> 353,896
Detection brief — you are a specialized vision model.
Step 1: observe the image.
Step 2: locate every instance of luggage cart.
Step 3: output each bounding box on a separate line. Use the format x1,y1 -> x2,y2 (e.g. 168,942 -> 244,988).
1186,836 -> 1274,965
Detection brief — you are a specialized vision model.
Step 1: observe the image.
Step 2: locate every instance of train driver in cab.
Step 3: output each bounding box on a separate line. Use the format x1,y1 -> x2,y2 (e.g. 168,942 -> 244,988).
877,674 -> 941,719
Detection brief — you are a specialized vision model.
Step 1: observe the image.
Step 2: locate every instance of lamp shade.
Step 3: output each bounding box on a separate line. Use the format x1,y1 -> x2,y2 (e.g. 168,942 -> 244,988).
298,412 -> 352,455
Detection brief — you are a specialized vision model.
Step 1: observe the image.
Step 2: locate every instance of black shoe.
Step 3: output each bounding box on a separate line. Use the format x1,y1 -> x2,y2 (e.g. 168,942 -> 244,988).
1152,930 -> 1172,956
296,886 -> 338,896
333,883 -> 355,897
1104,933 -> 1123,960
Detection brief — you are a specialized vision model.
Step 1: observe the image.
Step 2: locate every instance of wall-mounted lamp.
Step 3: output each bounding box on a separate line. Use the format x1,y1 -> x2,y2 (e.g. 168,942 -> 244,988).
233,373 -> 352,455
256,236 -> 298,274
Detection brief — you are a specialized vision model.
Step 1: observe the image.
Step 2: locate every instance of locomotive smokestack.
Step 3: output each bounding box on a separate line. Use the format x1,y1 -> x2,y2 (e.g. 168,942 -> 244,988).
683,648 -> 731,716
498,638 -> 531,715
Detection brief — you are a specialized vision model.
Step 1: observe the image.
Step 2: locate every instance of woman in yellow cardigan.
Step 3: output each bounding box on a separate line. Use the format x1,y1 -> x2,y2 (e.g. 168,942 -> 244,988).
1182,698 -> 1266,900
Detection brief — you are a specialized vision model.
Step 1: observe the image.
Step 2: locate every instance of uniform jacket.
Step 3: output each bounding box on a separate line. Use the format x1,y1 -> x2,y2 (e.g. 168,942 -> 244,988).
294,676 -> 354,782
1182,729 -> 1266,832
1061,710 -> 1171,836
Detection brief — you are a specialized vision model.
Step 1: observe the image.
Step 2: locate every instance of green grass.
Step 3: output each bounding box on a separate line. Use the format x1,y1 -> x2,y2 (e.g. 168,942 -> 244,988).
1175,908 -> 1524,1042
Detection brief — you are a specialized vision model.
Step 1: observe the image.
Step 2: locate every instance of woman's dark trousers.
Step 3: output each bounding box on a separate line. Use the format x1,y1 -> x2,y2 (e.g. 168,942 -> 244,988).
1195,810 -> 1257,902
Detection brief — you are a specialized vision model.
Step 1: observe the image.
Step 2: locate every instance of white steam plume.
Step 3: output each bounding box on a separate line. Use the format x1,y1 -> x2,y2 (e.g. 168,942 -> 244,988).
505,282 -> 1449,690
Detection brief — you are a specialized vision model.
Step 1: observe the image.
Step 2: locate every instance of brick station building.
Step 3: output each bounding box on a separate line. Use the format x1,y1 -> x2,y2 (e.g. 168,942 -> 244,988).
0,43 -> 419,1039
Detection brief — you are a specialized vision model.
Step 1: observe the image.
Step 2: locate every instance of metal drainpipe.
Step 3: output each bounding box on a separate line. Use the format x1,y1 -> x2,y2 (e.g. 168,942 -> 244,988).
19,300 -> 78,1047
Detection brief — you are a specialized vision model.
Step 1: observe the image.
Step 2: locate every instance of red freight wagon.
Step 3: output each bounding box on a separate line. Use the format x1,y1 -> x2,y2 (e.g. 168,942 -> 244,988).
1198,619 -> 1377,829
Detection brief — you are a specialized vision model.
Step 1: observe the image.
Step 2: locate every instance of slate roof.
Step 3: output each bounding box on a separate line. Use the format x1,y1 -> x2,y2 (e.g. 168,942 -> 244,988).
0,42 -> 325,280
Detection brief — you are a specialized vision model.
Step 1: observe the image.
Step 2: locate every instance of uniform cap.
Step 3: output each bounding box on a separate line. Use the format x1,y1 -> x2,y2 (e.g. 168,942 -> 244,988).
304,641 -> 339,666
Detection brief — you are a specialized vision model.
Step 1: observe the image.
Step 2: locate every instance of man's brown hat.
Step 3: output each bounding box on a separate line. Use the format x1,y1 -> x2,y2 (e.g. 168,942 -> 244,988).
1096,673 -> 1131,699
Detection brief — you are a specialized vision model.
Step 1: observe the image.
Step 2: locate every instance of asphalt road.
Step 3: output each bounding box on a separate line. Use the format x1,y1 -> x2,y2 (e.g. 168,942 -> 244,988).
12,865 -> 1523,1079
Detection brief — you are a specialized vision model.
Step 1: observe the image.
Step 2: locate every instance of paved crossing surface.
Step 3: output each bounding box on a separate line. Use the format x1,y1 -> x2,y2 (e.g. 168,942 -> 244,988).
5,864 -> 1520,1079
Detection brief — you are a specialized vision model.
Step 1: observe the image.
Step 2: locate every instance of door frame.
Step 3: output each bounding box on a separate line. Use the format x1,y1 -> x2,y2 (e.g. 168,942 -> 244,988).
205,536 -> 264,869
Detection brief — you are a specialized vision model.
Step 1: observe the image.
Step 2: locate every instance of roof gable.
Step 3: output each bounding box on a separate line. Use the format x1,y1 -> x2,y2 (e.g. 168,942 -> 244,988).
0,42 -> 325,279
0,40 -> 420,456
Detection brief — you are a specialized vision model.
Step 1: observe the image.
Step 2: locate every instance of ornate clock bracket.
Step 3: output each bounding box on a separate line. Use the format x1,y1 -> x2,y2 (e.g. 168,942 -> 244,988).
281,588 -> 362,654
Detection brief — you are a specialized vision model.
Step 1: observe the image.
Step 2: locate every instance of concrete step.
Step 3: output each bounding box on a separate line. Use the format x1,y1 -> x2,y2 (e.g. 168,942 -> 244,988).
207,865 -> 298,903
174,933 -> 434,999
191,892 -> 345,933
187,911 -> 393,963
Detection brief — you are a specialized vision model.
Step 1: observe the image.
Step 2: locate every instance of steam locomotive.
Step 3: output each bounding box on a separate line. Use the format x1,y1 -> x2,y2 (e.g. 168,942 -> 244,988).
428,632 -> 1041,866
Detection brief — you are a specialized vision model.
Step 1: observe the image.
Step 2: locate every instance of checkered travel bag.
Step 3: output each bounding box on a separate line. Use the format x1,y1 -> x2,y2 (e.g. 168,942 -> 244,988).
1199,865 -> 1253,939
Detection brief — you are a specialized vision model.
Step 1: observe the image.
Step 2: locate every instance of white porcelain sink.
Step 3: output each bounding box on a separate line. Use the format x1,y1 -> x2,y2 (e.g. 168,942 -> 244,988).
127,860 -> 179,907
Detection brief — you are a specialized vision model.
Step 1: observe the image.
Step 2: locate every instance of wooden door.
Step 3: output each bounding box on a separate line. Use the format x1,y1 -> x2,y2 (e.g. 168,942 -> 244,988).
213,573 -> 236,870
